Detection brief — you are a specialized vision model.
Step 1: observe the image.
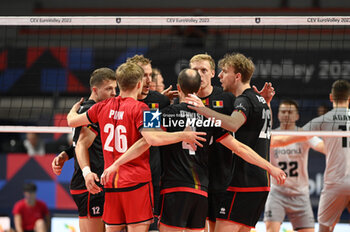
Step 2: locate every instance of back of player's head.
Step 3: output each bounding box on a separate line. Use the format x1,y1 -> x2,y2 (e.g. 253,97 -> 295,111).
116,62 -> 144,91
126,54 -> 151,66
23,182 -> 37,193
190,53 -> 215,70
218,53 -> 255,83
178,68 -> 201,95
90,67 -> 116,88
279,99 -> 299,113
331,79 -> 350,102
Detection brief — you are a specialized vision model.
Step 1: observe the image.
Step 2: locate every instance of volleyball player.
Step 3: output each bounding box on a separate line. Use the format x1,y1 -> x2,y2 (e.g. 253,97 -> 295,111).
186,53 -> 276,232
127,54 -> 171,232
189,54 -> 235,231
271,80 -> 350,232
67,62 -> 206,232
264,99 -> 324,232
102,68 -> 285,232
52,67 -> 117,232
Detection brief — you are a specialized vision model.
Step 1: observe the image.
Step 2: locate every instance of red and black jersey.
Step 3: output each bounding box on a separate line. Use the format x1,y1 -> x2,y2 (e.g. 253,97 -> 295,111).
229,88 -> 272,191
200,86 -> 236,193
160,102 -> 229,196
87,96 -> 151,189
70,99 -> 104,191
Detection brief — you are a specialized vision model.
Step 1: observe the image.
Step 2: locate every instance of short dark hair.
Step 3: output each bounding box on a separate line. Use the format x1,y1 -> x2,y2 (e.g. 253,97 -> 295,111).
178,68 -> 201,96
23,183 -> 37,193
90,67 -> 116,88
279,99 -> 299,113
331,79 -> 350,102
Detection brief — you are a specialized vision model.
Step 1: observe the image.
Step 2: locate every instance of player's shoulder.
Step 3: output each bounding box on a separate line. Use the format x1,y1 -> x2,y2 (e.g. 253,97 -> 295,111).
212,86 -> 235,98
149,90 -> 169,101
78,99 -> 96,113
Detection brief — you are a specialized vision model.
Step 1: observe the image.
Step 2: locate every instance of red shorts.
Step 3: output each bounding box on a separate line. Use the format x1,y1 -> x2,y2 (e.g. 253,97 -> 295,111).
103,182 -> 154,225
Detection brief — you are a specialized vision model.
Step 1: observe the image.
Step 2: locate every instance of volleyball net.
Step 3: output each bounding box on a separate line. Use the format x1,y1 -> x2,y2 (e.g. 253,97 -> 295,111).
0,16 -> 349,136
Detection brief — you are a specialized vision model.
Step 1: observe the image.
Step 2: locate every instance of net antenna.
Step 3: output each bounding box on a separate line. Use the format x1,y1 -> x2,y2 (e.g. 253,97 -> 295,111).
0,16 -> 350,136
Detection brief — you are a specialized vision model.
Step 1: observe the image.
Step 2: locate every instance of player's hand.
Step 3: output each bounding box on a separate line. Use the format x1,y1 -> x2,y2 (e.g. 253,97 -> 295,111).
162,85 -> 179,100
184,94 -> 207,116
52,152 -> 68,175
71,97 -> 84,113
253,82 -> 275,105
100,164 -> 119,186
85,172 -> 101,194
183,126 -> 207,151
270,166 -> 287,185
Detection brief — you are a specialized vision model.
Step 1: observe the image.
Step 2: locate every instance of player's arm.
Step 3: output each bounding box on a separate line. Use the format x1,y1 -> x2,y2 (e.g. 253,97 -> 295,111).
252,82 -> 275,105
101,128 -> 207,185
51,150 -> 69,175
75,127 -> 101,194
101,137 -> 150,185
141,127 -> 206,148
270,135 -> 309,147
13,214 -> 24,232
219,135 -> 286,185
185,94 -> 245,133
67,98 -> 90,127
309,137 -> 326,155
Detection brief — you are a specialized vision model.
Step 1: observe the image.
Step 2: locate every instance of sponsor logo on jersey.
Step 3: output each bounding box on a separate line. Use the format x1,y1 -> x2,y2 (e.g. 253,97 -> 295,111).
143,109 -> 161,128
219,207 -> 226,215
212,100 -> 224,108
236,103 -> 246,111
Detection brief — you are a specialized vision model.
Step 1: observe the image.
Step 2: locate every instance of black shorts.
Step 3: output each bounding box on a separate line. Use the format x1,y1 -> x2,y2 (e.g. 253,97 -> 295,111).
159,191 -> 208,230
208,191 -> 226,222
71,190 -> 105,218
216,191 -> 269,227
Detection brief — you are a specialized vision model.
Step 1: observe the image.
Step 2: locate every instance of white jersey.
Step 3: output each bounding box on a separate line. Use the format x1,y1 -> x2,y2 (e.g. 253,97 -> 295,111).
303,108 -> 350,189
271,127 -> 322,195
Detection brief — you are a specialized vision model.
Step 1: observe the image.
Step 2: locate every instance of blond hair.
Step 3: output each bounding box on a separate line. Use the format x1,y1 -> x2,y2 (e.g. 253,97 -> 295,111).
116,62 -> 144,91
218,53 -> 255,83
190,53 -> 215,70
126,54 -> 151,66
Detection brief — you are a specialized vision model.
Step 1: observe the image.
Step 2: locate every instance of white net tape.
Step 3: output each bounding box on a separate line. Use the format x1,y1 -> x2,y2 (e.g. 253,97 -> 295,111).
0,125 -> 347,137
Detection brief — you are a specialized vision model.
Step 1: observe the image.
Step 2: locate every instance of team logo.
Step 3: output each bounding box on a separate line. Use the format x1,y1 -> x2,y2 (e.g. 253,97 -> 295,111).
255,17 -> 261,24
143,109 -> 161,128
219,207 -> 226,215
116,18 -> 121,23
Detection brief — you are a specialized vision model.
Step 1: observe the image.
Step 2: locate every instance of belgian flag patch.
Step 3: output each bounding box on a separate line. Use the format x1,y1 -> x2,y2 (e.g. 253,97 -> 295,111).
212,100 -> 223,108
149,103 -> 159,109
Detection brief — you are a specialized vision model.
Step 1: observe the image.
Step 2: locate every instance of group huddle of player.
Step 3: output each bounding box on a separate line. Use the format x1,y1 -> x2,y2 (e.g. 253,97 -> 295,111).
52,53 -> 350,232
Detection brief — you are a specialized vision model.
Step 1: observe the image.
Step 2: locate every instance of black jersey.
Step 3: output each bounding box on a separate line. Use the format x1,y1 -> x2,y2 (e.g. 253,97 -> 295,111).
229,88 -> 272,190
200,86 -> 236,193
140,90 -> 170,110
139,90 -> 170,175
160,103 -> 228,195
70,99 -> 104,190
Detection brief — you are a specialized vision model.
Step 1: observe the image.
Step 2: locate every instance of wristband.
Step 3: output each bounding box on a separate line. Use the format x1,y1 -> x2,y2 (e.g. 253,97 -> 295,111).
82,166 -> 91,178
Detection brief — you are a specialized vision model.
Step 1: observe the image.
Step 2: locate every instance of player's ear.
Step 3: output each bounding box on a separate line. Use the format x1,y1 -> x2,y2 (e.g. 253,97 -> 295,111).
211,69 -> 215,79
329,93 -> 333,102
236,72 -> 242,82
137,80 -> 142,89
177,83 -> 182,93
92,86 -> 98,95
